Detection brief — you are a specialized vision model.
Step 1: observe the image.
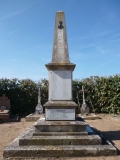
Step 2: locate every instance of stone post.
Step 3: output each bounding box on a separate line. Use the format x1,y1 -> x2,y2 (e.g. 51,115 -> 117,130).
35,88 -> 43,114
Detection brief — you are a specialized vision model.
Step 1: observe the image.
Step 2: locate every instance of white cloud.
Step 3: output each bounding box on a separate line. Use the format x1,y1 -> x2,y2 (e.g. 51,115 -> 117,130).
96,46 -> 108,54
98,60 -> 113,68
0,8 -> 28,21
8,18 -> 40,35
112,33 -> 120,38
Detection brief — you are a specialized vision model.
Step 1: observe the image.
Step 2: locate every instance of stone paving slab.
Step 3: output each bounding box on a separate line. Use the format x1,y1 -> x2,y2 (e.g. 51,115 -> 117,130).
76,113 -> 101,120
26,114 -> 44,122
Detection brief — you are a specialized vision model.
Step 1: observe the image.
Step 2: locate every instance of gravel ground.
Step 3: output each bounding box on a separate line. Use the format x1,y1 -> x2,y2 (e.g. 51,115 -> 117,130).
0,114 -> 120,160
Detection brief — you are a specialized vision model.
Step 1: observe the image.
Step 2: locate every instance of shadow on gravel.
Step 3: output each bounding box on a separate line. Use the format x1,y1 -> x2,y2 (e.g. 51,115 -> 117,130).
75,116 -> 120,155
102,130 -> 120,155
91,127 -> 120,155
102,130 -> 120,141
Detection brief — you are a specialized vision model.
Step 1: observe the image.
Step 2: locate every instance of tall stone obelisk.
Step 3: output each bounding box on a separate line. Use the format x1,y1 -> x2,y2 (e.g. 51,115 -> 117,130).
43,11 -> 77,120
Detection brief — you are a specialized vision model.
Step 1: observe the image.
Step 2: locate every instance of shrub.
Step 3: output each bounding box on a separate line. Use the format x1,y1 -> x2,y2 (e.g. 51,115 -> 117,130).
0,75 -> 119,116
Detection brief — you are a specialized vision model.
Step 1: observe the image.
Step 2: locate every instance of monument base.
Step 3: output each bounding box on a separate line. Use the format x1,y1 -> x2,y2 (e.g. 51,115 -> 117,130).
3,116 -> 117,159
43,100 -> 77,121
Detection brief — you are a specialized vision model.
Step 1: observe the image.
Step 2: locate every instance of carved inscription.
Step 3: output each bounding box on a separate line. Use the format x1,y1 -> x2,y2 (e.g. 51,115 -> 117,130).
46,109 -> 75,120
49,70 -> 72,100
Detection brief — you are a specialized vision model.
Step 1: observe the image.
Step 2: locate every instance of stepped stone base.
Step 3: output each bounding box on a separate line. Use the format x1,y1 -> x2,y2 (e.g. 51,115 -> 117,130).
4,145 -> 117,158
33,131 -> 88,136
19,135 -> 101,146
3,116 -> 117,159
33,117 -> 87,133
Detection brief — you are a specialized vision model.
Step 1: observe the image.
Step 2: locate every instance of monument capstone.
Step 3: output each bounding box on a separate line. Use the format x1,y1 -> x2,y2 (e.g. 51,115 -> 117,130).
43,11 -> 77,120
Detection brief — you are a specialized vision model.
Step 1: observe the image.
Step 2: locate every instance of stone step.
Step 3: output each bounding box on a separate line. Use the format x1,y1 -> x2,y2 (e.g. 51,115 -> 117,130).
19,135 -> 101,146
4,144 -> 117,158
33,119 -> 87,132
33,131 -> 88,136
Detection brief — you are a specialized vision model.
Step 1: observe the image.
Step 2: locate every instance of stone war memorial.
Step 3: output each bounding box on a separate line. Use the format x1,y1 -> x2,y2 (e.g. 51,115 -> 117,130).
3,11 -> 117,159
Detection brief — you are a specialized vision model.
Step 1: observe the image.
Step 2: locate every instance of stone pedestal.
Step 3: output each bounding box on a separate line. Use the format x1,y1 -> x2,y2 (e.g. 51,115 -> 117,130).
44,100 -> 77,120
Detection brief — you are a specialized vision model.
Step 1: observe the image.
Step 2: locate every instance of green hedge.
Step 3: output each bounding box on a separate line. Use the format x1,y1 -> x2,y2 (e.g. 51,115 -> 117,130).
73,75 -> 120,114
0,75 -> 120,116
0,78 -> 37,116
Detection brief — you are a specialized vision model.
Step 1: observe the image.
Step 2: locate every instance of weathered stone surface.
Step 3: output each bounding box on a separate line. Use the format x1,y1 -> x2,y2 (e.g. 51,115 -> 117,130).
3,120 -> 117,158
33,117 -> 87,132
52,11 -> 69,63
19,135 -> 101,146
45,63 -> 76,71
49,70 -> 72,100
33,131 -> 88,136
4,144 -> 117,158
44,100 -> 77,121
43,100 -> 77,108
46,109 -> 75,120
45,12 -> 76,68
44,11 -> 77,120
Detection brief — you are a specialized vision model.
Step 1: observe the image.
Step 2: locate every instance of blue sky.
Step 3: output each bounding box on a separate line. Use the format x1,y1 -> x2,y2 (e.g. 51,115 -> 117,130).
0,0 -> 120,81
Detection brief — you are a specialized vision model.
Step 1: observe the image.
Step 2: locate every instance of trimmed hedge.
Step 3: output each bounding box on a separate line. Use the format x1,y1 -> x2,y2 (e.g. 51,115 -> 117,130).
73,75 -> 120,114
0,75 -> 120,116
0,78 -> 38,116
